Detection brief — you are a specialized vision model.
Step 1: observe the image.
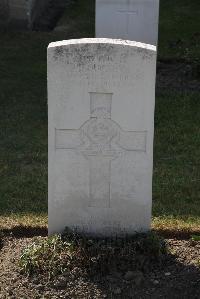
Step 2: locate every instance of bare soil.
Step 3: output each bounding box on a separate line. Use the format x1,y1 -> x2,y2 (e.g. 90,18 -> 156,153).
0,228 -> 200,299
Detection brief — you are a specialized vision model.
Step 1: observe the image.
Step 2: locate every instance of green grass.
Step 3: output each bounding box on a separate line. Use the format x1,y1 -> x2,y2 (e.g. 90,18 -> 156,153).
56,0 -> 95,38
0,0 -> 200,231
0,32 -> 49,228
153,93 -> 200,230
158,0 -> 200,62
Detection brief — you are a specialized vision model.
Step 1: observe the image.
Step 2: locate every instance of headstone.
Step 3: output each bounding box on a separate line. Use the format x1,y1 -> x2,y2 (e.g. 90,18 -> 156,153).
48,38 -> 156,236
96,0 -> 160,45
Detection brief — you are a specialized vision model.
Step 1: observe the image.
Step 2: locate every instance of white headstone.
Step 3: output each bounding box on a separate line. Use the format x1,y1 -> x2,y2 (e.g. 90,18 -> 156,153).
48,38 -> 157,236
96,0 -> 160,45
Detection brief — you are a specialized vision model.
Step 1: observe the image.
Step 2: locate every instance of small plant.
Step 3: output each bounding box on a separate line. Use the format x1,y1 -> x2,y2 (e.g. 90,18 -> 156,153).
19,234 -> 75,277
191,235 -> 200,242
135,232 -> 167,258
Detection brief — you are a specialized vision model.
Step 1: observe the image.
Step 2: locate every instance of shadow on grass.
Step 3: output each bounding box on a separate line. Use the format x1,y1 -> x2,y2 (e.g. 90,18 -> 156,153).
154,228 -> 200,240
1,225 -> 200,241
1,225 -> 47,238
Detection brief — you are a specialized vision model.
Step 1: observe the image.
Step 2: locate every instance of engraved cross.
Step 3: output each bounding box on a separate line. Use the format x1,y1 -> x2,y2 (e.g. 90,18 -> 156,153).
55,92 -> 146,208
117,0 -> 138,39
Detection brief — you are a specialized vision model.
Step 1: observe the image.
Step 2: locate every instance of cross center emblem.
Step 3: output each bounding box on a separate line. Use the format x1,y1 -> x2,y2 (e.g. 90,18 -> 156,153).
56,92 -> 146,208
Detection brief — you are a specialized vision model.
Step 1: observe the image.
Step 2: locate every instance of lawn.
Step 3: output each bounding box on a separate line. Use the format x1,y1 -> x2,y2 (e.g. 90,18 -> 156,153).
0,0 -> 199,232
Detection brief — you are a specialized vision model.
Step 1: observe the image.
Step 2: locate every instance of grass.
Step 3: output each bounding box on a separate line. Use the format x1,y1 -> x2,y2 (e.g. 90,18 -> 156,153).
0,0 -> 200,231
56,0 -> 95,38
158,0 -> 200,62
0,32 -> 50,229
153,93 -> 200,230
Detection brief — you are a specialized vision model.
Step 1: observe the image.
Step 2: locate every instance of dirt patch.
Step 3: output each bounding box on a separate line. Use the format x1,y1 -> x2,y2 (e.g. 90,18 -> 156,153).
0,233 -> 199,299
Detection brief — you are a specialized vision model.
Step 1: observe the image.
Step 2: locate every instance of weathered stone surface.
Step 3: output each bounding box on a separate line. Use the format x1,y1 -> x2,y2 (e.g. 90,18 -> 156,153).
48,38 -> 156,236
96,0 -> 160,45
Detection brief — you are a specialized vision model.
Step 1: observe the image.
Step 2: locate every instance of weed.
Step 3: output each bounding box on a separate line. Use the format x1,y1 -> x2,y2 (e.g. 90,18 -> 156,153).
19,230 -> 167,278
19,234 -> 75,277
191,235 -> 200,242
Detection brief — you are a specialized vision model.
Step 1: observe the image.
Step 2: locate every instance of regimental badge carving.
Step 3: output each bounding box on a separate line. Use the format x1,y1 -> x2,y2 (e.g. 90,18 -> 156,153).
56,92 -> 147,208
81,118 -> 121,158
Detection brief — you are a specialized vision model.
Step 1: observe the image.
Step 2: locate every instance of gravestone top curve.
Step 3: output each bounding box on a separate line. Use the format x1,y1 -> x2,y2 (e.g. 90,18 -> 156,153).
48,38 -> 156,52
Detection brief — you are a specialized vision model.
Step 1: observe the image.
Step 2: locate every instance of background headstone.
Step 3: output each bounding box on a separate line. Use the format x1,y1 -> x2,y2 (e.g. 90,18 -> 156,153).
48,38 -> 157,236
96,0 -> 160,45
